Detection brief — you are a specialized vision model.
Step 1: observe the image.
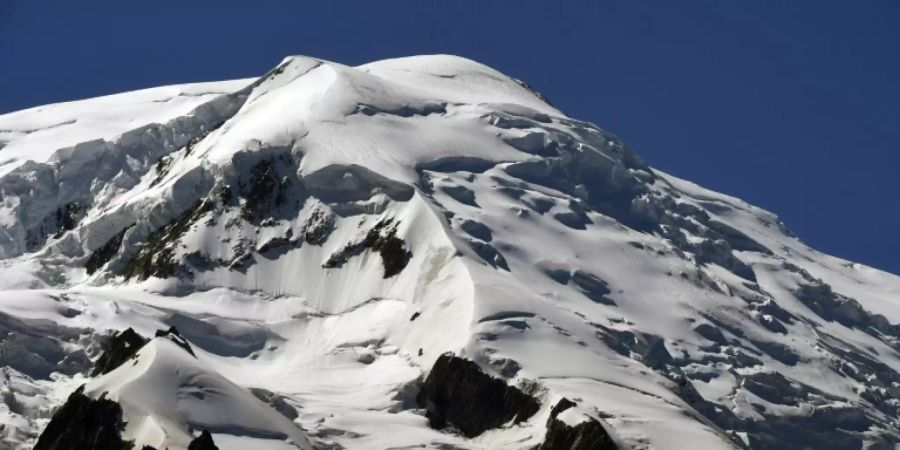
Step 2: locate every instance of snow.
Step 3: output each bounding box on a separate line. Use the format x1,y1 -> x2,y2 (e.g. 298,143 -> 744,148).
0,80 -> 252,178
360,54 -> 564,116
82,338 -> 312,449
0,54 -> 898,450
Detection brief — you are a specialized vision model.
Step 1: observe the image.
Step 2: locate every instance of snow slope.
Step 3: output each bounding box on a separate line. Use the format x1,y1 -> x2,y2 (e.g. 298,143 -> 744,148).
85,337 -> 313,449
0,80 -> 252,178
0,54 -> 898,450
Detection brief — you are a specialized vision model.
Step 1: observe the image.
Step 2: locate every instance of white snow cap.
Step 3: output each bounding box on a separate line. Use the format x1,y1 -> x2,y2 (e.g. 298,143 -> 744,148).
0,53 -> 897,450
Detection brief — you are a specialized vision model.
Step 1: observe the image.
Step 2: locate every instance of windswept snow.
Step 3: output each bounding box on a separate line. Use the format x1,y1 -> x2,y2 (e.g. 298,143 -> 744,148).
0,54 -> 898,450
85,338 -> 313,449
0,80 -> 253,178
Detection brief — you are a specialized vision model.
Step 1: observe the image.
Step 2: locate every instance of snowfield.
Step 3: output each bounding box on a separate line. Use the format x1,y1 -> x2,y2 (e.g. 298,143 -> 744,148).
0,54 -> 898,450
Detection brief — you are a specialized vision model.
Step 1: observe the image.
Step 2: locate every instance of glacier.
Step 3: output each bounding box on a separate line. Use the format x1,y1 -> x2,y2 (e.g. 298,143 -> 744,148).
0,54 -> 898,450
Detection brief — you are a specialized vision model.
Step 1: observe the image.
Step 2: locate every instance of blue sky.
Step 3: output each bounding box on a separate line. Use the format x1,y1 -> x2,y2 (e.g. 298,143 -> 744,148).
2,1 -> 898,274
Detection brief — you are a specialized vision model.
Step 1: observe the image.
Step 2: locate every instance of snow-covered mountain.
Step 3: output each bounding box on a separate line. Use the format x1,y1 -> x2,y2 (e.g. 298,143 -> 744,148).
0,55 -> 898,450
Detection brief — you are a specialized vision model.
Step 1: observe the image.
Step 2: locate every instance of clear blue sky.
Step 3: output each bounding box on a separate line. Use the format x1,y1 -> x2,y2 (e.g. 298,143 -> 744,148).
2,1 -> 898,274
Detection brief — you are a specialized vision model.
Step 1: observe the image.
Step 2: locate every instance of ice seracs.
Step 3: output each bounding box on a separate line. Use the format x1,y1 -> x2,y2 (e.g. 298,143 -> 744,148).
0,54 -> 898,449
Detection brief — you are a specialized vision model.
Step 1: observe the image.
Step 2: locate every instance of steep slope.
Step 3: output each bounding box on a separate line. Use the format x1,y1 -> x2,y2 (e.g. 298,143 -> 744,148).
0,55 -> 898,450
84,337 -> 313,449
0,80 -> 252,177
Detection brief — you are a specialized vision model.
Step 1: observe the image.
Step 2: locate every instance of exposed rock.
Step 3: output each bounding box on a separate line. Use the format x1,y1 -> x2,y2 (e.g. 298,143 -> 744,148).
694,238 -> 756,282
570,270 -> 615,305
355,102 -> 447,118
91,327 -> 148,376
121,198 -> 214,281
741,372 -> 837,406
85,226 -> 132,274
238,156 -> 293,223
33,386 -> 132,450
365,225 -> 410,278
439,184 -> 479,207
459,219 -> 492,242
693,323 -> 728,345
468,239 -> 510,271
249,387 -> 299,420
183,121 -> 225,156
55,202 -> 82,236
416,353 -> 539,437
26,202 -> 85,251
155,326 -> 195,356
187,430 -> 219,450
301,207 -> 335,245
323,219 -> 412,278
596,328 -> 673,369
150,154 -> 174,187
539,398 -> 618,450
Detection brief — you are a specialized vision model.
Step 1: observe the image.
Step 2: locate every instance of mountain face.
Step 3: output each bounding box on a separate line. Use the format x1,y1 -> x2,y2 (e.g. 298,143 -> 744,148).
0,55 -> 898,450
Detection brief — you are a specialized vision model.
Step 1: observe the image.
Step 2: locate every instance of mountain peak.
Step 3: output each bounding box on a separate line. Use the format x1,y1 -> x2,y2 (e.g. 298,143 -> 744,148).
1,55 -> 898,450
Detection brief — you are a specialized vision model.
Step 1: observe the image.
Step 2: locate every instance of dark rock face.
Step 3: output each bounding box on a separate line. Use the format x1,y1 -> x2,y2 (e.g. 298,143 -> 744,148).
416,353 -> 539,437
91,328 -> 148,377
86,226 -> 132,274
55,202 -> 82,236
467,239 -> 510,271
249,387 -> 299,420
355,102 -> 447,118
694,238 -> 756,282
26,202 -> 86,251
366,224 -> 411,278
539,398 -> 618,450
324,219 -> 412,278
239,157 -> 293,223
121,198 -> 214,281
155,326 -> 196,356
33,386 -> 131,450
187,430 -> 219,450
570,270 -> 615,305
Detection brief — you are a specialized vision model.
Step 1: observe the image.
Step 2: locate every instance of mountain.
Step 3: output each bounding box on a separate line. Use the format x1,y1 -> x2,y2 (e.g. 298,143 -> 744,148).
0,55 -> 898,450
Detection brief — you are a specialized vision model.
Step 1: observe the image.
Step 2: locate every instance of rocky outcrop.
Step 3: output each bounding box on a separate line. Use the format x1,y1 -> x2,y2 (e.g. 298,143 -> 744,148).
91,327 -> 196,378
249,387 -> 299,420
416,353 -> 539,437
91,327 -> 148,377
236,155 -> 296,224
539,398 -> 618,450
155,326 -> 196,357
187,430 -> 219,450
121,198 -> 215,281
85,225 -> 132,275
324,219 -> 412,278
33,386 -> 131,450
